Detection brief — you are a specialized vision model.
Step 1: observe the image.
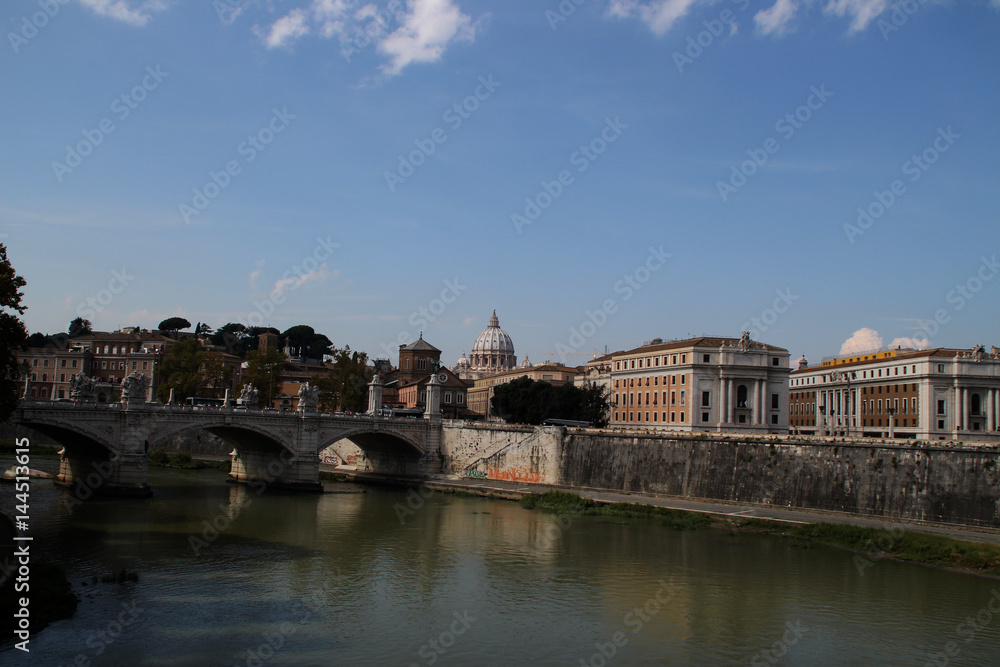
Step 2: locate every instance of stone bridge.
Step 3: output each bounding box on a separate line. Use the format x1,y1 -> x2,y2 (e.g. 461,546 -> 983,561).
14,401 -> 443,496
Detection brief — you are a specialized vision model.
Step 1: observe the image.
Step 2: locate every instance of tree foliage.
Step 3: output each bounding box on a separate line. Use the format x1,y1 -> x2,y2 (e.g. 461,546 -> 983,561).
156,339 -> 233,402
0,244 -> 29,420
210,323 -> 280,357
243,347 -> 287,407
158,317 -> 192,337
281,325 -> 333,360
68,317 -> 93,337
310,346 -> 371,413
490,377 -> 609,426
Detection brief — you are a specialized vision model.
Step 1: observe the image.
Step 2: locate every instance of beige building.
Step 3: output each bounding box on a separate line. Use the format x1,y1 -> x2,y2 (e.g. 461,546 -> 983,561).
606,334 -> 790,433
790,344 -> 1000,440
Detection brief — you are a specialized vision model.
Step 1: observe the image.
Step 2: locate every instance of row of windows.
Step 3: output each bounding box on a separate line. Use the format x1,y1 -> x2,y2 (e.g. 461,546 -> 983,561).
615,354 -> 690,371
614,411 -> 686,423
31,358 -> 80,369
791,364 -> 922,386
614,375 -> 687,389
614,390 -> 687,407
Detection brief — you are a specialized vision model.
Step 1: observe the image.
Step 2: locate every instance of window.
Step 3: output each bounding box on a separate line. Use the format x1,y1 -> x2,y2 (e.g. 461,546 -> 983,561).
938,364 -> 945,373
132,362 -> 137,370
938,420 -> 945,429
444,392 -> 452,403
772,358 -> 779,366
458,393 -> 465,404
737,385 -> 748,408
671,391 -> 676,406
702,412 -> 709,422
670,411 -> 676,422
672,355 -> 677,364
142,362 -> 148,370
702,391 -> 710,407
680,412 -> 685,422
937,400 -> 946,415
32,359 -> 37,367
653,377 -> 658,386
911,397 -> 916,413
417,359 -> 426,370
102,361 -> 107,369
72,360 -> 77,368
681,354 -> 686,363
60,374 -> 65,382
680,390 -> 685,405
419,391 -> 426,402
405,359 -> 410,369
771,414 -> 779,424
703,354 -> 710,363
41,373 -> 47,382
60,359 -> 66,367
771,394 -> 779,410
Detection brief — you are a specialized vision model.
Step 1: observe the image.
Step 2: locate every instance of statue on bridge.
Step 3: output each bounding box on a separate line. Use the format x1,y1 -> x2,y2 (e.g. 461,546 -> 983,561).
239,384 -> 259,409
120,371 -> 149,403
298,382 -> 321,411
70,373 -> 97,402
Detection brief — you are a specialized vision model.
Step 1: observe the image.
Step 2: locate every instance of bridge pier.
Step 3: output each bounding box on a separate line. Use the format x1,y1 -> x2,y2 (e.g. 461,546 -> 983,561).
55,449 -> 151,498
227,448 -> 323,493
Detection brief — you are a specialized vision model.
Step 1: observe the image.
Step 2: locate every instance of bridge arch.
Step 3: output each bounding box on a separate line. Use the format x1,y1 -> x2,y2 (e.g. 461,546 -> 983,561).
148,420 -> 295,458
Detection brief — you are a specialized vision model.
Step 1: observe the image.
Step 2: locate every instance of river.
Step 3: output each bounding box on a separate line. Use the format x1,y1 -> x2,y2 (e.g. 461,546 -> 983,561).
2,454 -> 998,666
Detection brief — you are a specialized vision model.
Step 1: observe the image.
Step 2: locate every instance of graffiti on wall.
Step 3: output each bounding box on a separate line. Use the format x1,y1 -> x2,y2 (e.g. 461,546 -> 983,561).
465,469 -> 487,479
486,467 -> 542,484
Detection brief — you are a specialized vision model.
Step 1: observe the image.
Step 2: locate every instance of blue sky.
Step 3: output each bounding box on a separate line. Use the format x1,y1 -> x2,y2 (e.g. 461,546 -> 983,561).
3,0 -> 999,368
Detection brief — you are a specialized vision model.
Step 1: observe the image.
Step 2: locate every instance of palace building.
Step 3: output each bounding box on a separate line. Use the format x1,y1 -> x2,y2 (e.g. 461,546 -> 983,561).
604,333 -> 790,433
789,344 -> 1000,441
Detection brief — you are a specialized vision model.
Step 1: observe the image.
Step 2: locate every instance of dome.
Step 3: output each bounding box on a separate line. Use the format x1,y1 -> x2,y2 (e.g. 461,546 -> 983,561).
472,310 -> 515,355
455,352 -> 470,367
521,357 -> 532,368
466,310 -> 517,374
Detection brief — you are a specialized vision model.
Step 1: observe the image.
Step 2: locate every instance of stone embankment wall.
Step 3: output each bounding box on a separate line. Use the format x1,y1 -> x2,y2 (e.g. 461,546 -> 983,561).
442,423 -> 1000,528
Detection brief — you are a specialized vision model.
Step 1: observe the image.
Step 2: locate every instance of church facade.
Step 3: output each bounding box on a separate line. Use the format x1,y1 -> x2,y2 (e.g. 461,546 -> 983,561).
452,310 -> 518,381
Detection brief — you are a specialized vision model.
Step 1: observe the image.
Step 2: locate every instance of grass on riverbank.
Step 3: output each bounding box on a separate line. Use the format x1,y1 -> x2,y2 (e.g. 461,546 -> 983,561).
519,491 -> 1000,575
735,519 -> 1000,577
519,491 -> 714,531
147,450 -> 228,470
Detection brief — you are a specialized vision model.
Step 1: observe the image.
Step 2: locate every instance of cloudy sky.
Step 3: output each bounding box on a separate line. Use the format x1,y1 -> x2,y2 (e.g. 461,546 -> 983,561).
3,0 -> 999,367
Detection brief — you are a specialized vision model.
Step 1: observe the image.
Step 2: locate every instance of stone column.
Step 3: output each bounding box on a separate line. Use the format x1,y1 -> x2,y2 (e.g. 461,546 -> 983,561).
425,373 -> 443,424
720,375 -> 727,425
751,381 -> 759,425
955,384 -> 962,433
986,389 -> 993,431
726,378 -> 734,424
367,374 -> 383,415
962,387 -> 970,432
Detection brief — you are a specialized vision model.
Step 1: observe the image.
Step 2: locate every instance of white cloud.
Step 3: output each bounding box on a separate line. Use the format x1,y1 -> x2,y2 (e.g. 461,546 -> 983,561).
257,1 -> 477,75
889,337 -> 930,350
378,0 -> 477,75
823,0 -> 891,32
265,8 -> 312,48
605,0 -> 705,36
839,327 -> 883,356
755,0 -> 800,36
74,0 -> 168,26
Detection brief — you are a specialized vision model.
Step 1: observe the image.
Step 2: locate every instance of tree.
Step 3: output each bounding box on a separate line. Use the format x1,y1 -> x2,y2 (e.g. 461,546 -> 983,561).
243,347 -> 287,407
158,317 -> 192,338
281,325 -> 333,360
0,244 -> 29,420
490,377 -> 609,426
68,317 -> 93,337
27,332 -> 47,348
156,338 -> 205,402
310,346 -> 371,413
